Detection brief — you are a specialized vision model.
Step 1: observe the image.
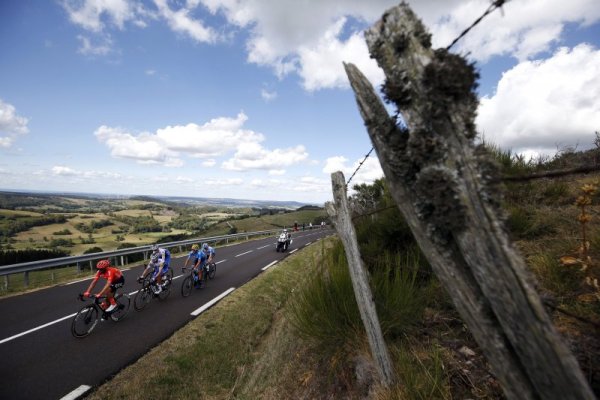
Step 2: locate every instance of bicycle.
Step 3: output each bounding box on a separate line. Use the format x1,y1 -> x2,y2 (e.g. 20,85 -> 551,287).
181,266 -> 202,297
71,293 -> 131,338
181,263 -> 216,297
206,262 -> 217,280
134,270 -> 173,311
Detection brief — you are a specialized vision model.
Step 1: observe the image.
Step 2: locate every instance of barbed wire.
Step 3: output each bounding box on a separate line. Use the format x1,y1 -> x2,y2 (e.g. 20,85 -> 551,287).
446,0 -> 508,51
346,147 -> 374,186
346,2 -> 508,187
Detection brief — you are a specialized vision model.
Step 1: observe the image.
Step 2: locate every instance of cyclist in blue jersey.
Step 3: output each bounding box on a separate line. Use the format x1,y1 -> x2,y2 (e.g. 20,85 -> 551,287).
138,244 -> 171,294
183,244 -> 205,287
202,242 -> 216,265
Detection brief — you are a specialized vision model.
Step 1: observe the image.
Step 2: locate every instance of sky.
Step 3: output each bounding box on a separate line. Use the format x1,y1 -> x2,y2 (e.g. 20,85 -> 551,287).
1,0 -> 600,205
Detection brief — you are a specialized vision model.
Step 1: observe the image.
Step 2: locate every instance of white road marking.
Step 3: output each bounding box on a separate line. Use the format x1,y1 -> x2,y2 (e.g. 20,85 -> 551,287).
191,288 -> 235,316
256,245 -> 270,250
65,278 -> 92,285
60,385 -> 91,400
0,313 -> 76,345
304,242 -> 312,246
289,249 -> 298,254
261,261 -> 277,271
216,259 -> 226,264
235,250 -> 253,257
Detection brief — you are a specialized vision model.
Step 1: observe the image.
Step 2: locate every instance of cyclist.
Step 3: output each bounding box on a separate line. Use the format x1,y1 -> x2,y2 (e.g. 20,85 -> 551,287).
202,242 -> 216,265
183,244 -> 204,287
83,259 -> 125,313
199,242 -> 216,286
138,244 -> 171,294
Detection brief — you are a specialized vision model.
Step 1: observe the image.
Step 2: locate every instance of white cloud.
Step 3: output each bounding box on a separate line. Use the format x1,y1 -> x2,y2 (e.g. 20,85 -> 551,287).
268,169 -> 285,175
95,125 -> 174,163
476,43 -> 600,156
205,178 -> 244,186
202,159 -> 217,167
156,112 -> 263,157
51,165 -> 123,179
61,0 -> 136,32
0,99 -> 29,148
222,143 -> 308,171
297,17 -> 383,91
52,166 -> 78,176
154,0 -> 217,43
94,112 -> 264,166
77,34 -> 113,55
427,0 -> 600,62
261,88 -> 277,102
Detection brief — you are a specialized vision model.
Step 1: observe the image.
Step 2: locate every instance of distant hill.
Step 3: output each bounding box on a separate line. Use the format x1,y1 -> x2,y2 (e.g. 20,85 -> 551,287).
0,190 -> 322,210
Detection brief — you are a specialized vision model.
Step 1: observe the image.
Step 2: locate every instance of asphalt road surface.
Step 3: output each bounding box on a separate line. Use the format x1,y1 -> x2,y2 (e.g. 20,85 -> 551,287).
0,228 -> 332,400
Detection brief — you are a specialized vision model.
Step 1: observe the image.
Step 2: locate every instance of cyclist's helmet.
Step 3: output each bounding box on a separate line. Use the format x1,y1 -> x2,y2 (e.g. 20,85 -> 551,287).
202,243 -> 209,251
96,259 -> 110,270
151,244 -> 159,252
283,229 -> 287,233
191,244 -> 199,250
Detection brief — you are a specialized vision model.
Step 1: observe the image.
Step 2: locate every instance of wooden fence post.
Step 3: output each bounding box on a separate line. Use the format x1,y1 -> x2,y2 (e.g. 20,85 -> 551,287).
326,171 -> 395,387
343,3 -> 594,399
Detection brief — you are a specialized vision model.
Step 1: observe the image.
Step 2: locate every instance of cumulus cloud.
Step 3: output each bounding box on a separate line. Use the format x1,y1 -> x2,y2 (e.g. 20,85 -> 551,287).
222,143 -> 308,171
61,0 -> 137,32
476,43 -> 600,156
0,99 -> 29,148
261,88 -> 277,102
52,165 -> 122,179
156,112 -> 263,157
297,17 -> 384,91
94,111 -> 309,173
94,112 -> 267,166
154,0 -> 217,43
61,0 -> 600,92
426,0 -> 600,62
77,34 -> 113,55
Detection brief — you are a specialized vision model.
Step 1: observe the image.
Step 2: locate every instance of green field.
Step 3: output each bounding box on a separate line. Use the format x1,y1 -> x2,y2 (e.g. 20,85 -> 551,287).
0,193 -> 327,257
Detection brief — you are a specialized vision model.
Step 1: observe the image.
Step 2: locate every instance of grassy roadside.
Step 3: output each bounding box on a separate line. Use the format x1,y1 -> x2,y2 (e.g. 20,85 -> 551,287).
87,237 -> 338,400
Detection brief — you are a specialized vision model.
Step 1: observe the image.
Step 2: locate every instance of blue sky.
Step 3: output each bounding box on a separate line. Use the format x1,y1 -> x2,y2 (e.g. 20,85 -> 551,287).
1,0 -> 599,204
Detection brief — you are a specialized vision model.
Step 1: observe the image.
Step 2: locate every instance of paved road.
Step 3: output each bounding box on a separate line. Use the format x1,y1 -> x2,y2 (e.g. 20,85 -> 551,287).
0,229 -> 332,400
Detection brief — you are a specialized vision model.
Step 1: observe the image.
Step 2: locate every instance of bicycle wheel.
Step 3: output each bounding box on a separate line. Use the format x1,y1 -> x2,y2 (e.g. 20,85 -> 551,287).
71,305 -> 99,338
110,294 -> 131,321
134,287 -> 152,311
208,263 -> 216,279
181,275 -> 193,297
158,283 -> 170,301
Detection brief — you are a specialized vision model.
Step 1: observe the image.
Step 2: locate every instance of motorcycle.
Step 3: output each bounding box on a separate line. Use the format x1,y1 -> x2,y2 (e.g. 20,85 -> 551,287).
275,232 -> 292,252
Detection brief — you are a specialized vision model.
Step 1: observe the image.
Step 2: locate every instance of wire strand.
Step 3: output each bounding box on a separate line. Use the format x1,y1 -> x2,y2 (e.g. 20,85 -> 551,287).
446,0 -> 508,51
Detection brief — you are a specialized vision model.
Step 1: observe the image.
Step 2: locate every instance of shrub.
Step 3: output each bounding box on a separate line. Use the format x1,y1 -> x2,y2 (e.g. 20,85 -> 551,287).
83,247 -> 104,254
287,239 -> 428,349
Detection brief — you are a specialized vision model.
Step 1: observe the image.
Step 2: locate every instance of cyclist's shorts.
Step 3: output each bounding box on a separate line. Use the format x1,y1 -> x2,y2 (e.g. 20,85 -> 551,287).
152,263 -> 170,279
110,276 -> 125,292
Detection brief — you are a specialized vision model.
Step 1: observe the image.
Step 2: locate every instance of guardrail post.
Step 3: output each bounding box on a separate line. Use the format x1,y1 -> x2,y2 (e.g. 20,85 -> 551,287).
89,260 -> 93,271
3,275 -> 8,290
120,256 -> 124,266
24,271 -> 29,287
76,262 -> 82,273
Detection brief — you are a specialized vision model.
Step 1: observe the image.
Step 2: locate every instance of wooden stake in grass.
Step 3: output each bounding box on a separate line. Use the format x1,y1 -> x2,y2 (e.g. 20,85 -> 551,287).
575,183 -> 596,270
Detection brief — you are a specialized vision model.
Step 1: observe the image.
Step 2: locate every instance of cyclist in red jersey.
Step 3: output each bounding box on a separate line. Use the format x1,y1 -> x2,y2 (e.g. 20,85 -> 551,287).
83,259 -> 125,313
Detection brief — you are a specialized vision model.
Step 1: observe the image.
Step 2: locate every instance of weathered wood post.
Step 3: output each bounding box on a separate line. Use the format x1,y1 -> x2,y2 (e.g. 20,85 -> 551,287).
326,171 -> 395,386
344,3 -> 594,399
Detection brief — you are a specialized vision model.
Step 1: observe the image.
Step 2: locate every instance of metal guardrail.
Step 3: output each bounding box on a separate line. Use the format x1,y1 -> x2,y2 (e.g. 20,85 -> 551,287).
0,229 -> 280,280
